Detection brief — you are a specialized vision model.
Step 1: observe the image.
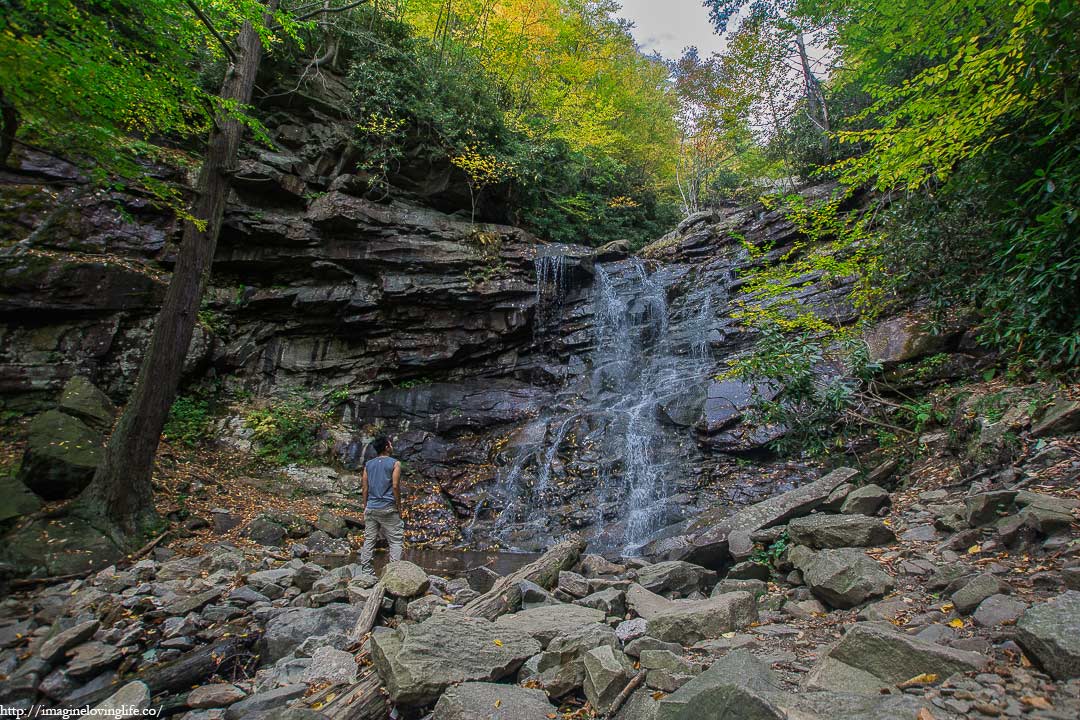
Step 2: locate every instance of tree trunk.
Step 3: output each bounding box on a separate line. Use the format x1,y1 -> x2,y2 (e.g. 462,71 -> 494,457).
0,88 -> 18,166
73,5 -> 276,543
795,32 -> 830,154
463,536 -> 586,620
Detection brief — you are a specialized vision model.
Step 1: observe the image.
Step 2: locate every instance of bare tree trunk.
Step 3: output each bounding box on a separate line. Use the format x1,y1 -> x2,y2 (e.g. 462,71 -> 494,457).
73,5 -> 277,544
795,33 -> 830,154
0,89 -> 18,166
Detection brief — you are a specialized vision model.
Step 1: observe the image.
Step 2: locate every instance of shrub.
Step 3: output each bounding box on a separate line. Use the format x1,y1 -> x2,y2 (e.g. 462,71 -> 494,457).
163,395 -> 213,447
244,399 -> 326,465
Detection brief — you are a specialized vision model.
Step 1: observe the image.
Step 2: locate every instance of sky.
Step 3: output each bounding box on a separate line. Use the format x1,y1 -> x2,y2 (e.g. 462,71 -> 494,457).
614,0 -> 725,60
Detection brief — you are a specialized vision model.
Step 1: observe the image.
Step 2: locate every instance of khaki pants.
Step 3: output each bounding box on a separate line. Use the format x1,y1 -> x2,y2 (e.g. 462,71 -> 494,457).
360,507 -> 403,573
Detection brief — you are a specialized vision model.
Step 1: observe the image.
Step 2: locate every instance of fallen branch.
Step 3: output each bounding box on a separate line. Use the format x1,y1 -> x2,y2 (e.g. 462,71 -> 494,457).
606,671 -> 646,717
349,582 -> 385,647
463,536 -> 586,620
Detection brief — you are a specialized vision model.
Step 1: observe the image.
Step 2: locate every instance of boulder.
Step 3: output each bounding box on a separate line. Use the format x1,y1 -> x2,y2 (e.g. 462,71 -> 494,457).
558,570 -> 590,598
187,684 -> 247,709
839,485 -> 890,516
667,468 -> 858,568
243,517 -> 287,547
262,604 -> 364,663
973,595 -> 1027,627
626,583 -> 675,621
1015,591 -> 1080,680
615,618 -> 647,643
1031,398 -> 1080,437
370,611 -> 541,706
964,490 -> 1017,527
634,561 -> 717,597
534,623 -> 619,698
302,646 -> 357,685
786,514 -> 895,549
583,645 -> 635,714
951,573 -> 1008,614
223,685 -> 307,720
645,592 -> 757,645
0,474 -> 43,525
58,376 -> 115,430
66,641 -> 122,679
93,681 -> 150,719
494,604 -> 606,648
433,682 -> 555,720
576,588 -> 626,617
381,561 -> 430,598
787,546 -> 894,609
805,622 -> 988,695
17,410 -> 102,500
38,620 -> 99,664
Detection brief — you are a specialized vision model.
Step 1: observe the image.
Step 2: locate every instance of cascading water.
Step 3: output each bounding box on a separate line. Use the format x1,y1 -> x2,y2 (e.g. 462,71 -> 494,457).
482,255 -> 721,554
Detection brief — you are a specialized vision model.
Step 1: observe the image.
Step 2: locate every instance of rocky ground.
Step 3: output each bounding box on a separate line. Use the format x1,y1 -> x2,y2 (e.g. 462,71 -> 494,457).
1,388 -> 1077,719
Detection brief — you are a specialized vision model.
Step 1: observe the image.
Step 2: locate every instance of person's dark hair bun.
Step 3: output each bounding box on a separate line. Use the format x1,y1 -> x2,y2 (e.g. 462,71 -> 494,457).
372,436 -> 391,454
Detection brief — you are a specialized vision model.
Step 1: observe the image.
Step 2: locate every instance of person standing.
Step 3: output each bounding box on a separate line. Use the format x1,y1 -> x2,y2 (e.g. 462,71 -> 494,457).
359,436 -> 403,574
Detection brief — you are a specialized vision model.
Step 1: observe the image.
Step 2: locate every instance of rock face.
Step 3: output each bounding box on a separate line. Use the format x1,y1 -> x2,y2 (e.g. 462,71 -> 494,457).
788,546 -> 894,609
371,611 -> 541,706
1016,591 -> 1080,680
649,468 -> 859,568
433,682 -> 555,720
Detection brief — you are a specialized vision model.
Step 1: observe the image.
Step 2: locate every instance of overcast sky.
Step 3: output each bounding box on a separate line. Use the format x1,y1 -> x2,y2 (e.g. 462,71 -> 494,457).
614,0 -> 725,60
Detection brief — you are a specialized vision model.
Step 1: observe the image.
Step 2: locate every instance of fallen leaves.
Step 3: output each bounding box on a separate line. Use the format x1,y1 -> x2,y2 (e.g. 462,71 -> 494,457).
897,673 -> 939,689
1021,696 -> 1053,709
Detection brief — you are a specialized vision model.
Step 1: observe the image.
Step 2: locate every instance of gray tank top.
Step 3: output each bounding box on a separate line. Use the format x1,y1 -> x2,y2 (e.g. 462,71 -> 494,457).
365,455 -> 397,509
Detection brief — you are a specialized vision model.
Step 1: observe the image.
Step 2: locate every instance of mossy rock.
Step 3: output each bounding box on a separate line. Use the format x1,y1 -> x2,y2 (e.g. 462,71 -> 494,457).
58,376 -> 116,430
0,517 -> 121,577
17,409 -> 103,500
0,473 -> 42,526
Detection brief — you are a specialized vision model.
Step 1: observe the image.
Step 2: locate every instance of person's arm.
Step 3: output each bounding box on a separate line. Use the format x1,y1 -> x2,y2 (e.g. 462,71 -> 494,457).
392,461 -> 402,510
361,467 -> 368,509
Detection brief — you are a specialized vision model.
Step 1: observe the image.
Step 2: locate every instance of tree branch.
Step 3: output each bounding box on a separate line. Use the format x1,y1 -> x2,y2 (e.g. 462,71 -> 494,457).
185,0 -> 237,62
276,0 -> 368,27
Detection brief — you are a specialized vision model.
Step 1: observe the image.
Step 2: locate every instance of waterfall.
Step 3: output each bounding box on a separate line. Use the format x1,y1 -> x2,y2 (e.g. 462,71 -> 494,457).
485,256 -> 718,554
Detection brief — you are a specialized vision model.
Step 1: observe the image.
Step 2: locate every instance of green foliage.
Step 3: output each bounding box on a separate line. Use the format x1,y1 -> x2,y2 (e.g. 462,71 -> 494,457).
244,398 -> 326,465
751,530 -> 790,567
162,379 -> 219,446
724,325 -> 880,456
340,5 -> 679,247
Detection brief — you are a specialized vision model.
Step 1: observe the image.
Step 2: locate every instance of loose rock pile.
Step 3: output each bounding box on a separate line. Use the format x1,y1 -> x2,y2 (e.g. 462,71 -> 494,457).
1,453 -> 1078,719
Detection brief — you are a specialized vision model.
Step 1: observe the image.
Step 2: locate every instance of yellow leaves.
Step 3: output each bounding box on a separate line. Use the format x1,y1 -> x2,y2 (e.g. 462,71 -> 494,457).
493,639 -> 503,647
948,619 -> 966,628
1021,696 -> 1052,709
917,709 -> 937,720
967,544 -> 982,554
939,602 -> 955,613
897,673 -> 939,688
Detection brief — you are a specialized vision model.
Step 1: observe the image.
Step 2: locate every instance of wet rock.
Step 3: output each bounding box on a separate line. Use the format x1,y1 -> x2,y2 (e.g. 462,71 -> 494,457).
187,684 -> 247,709
634,561 -> 716,597
583,645 -> 635,714
952,573 -> 1008,614
839,485 -> 890,516
381,561 -> 430,598
17,410 -> 102,500
495,604 -> 606,648
262,604 -> 364,663
787,546 -> 894,609
1015,591 -> 1080,680
805,622 -> 988,695
645,592 -> 757,645
786,514 -> 895,549
433,682 -> 555,720
303,646 -> 357,685
370,611 -> 541,706
93,681 -> 150,719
